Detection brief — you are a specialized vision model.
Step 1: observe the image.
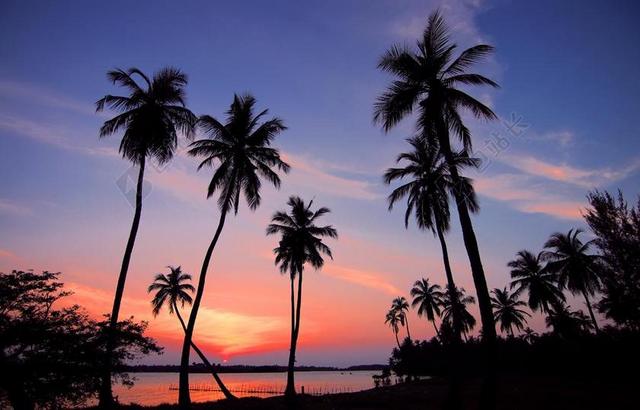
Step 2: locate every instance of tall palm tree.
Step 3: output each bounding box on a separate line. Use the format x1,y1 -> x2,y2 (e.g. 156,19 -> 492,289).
148,266 -> 234,399
410,278 -> 444,339
508,250 -> 565,314
385,137 -> 479,341
385,309 -> 403,348
391,297 -> 412,340
374,10 -> 499,342
95,67 -> 196,407
441,287 -> 476,341
179,94 -> 289,406
543,229 -> 602,332
490,287 -> 530,337
267,196 -> 337,397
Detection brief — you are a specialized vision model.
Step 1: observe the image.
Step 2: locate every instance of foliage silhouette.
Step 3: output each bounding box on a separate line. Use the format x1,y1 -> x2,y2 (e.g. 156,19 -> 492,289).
508,250 -> 565,314
490,287 -> 530,336
267,196 -> 337,397
385,309 -> 404,348
441,287 -> 476,341
179,94 -> 289,406
95,66 -> 196,407
410,278 -> 445,339
391,296 -> 413,340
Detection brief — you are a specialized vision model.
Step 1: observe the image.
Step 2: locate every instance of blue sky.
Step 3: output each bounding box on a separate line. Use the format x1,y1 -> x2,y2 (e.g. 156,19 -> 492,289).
1,0 -> 639,365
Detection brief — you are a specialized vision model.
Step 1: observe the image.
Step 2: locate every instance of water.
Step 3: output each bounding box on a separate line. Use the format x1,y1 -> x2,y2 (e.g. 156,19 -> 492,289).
110,370 -> 378,405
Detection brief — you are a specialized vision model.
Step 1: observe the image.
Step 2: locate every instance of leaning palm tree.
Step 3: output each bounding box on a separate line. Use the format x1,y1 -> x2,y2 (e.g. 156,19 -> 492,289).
490,287 -> 530,337
374,10 -> 499,342
385,309 -> 403,348
441,287 -> 476,341
410,278 -> 444,339
267,196 -> 337,397
95,67 -> 196,407
508,250 -> 565,314
385,137 -> 479,341
148,266 -> 234,399
179,94 -> 290,406
543,229 -> 602,332
391,296 -> 412,340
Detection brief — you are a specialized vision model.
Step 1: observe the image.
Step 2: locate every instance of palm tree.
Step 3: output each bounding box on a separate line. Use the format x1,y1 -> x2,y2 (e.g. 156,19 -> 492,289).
95,67 -> 196,407
374,10 -> 499,342
543,229 -> 602,332
385,309 -> 403,348
179,94 -> 290,406
508,250 -> 565,314
441,287 -> 477,341
545,302 -> 593,338
520,327 -> 538,344
147,266 -> 234,399
385,137 -> 479,341
391,297 -> 412,340
410,278 -> 444,339
490,287 -> 530,337
267,196 -> 337,397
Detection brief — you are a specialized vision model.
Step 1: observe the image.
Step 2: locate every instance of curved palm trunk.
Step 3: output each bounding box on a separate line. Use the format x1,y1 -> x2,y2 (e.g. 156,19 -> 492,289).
436,226 -> 463,344
431,319 -> 441,340
179,201 -> 230,407
404,315 -> 412,340
394,329 -> 401,348
99,157 -> 146,408
285,270 -> 304,397
173,302 -> 235,399
582,290 -> 600,332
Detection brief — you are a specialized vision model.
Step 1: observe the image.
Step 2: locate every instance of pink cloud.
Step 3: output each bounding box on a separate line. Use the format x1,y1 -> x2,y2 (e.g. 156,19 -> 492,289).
322,264 -> 402,295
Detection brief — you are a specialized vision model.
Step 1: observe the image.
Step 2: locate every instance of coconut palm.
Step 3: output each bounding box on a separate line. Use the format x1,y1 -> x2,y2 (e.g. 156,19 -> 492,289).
391,297 -> 412,340
410,278 -> 444,339
147,266 -> 234,399
385,137 -> 479,341
490,287 -> 530,337
374,10 -> 499,342
385,309 -> 403,348
179,94 -> 289,406
95,67 -> 196,406
267,196 -> 337,397
520,327 -> 538,344
543,229 -> 602,332
508,250 -> 565,314
441,287 -> 477,341
545,302 -> 593,338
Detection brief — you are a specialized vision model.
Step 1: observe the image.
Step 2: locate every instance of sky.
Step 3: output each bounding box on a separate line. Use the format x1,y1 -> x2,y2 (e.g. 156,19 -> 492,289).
1,0 -> 639,366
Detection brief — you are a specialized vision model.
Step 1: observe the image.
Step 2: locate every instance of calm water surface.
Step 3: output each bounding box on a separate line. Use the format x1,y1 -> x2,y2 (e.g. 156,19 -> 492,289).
111,371 -> 377,405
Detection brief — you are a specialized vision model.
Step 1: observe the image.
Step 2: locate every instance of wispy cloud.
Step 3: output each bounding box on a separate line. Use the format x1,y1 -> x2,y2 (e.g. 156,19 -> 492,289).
0,198 -> 32,216
323,264 -> 402,295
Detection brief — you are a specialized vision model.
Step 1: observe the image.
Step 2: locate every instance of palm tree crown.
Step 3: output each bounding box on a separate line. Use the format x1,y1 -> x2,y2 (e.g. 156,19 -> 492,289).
96,67 -> 197,165
188,94 -> 290,214
148,266 -> 195,317
384,137 -> 479,232
267,196 -> 338,278
410,278 -> 444,322
490,287 -> 530,336
508,250 -> 565,314
441,287 -> 476,337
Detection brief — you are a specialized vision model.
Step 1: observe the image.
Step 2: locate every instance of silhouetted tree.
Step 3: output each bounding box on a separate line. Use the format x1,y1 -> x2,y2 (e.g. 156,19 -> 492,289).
95,67 -> 196,407
520,327 -> 539,344
410,278 -> 444,339
545,302 -> 592,339
148,266 -> 234,399
0,270 -> 160,410
441,287 -> 476,341
391,297 -> 412,340
374,10 -> 499,343
490,287 -> 530,337
585,190 -> 640,329
508,250 -> 565,314
267,196 -> 337,397
544,229 -> 602,331
385,310 -> 403,348
179,94 -> 289,406
385,138 -> 479,342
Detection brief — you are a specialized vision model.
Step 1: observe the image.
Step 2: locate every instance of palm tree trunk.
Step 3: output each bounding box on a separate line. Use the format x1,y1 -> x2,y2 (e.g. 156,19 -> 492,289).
394,330 -> 401,348
582,290 -> 600,332
179,200 -> 230,408
436,226 -> 463,344
285,276 -> 296,397
431,320 -> 441,340
99,157 -> 146,408
285,270 -> 304,397
432,116 -> 496,344
404,315 -> 412,340
173,302 -> 235,399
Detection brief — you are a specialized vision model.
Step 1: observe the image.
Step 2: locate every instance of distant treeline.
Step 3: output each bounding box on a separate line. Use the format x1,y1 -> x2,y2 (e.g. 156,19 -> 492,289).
121,363 -> 388,373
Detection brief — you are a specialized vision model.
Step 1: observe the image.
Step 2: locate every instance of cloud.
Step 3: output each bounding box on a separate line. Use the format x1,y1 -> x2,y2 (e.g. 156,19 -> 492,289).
499,154 -> 640,188
0,198 -> 32,216
282,152 -> 381,201
323,264 -> 402,295
0,249 -> 17,260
